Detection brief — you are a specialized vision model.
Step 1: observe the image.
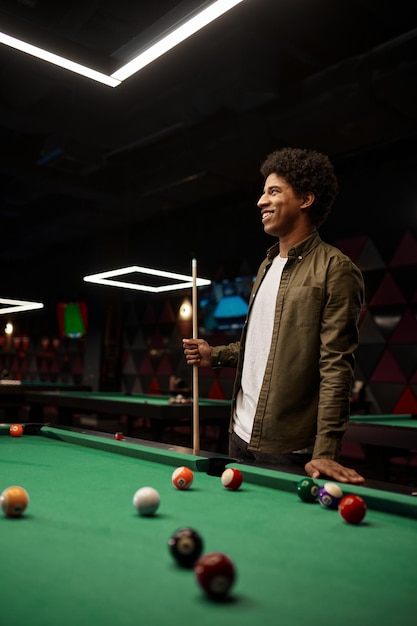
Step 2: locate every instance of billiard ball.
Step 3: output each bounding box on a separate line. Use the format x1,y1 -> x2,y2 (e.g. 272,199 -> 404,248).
221,468 -> 243,491
318,482 -> 343,509
9,424 -> 23,437
133,486 -> 160,516
171,466 -> 194,490
0,486 -> 29,518
168,527 -> 204,568
169,394 -> 185,404
194,552 -> 236,599
114,432 -> 123,441
297,477 -> 319,502
339,494 -> 367,524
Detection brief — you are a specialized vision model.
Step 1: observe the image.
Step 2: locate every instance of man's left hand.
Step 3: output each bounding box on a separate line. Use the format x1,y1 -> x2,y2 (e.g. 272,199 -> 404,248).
305,458 -> 365,484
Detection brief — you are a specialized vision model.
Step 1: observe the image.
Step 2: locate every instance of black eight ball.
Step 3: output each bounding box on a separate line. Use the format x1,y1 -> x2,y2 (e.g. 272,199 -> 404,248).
168,527 -> 204,567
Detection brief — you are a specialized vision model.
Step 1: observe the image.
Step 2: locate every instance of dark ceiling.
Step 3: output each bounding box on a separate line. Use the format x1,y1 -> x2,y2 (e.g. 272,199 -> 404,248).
1,0 -> 417,305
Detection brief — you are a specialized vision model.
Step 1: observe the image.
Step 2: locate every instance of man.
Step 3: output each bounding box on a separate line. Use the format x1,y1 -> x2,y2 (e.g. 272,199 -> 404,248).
183,147 -> 365,484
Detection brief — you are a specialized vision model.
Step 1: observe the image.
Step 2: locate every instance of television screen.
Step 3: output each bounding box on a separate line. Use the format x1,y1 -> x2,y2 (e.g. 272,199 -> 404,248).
57,302 -> 88,338
199,276 -> 254,332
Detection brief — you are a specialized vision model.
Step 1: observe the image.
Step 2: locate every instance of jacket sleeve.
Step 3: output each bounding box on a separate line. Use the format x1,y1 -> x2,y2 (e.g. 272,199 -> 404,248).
210,342 -> 241,368
313,258 -> 364,459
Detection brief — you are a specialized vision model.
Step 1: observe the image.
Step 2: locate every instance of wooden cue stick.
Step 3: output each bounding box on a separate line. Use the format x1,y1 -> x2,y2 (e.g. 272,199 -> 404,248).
192,258 -> 200,453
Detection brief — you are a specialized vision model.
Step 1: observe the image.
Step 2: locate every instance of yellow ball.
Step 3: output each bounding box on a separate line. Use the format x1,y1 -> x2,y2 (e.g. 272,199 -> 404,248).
1,486 -> 29,518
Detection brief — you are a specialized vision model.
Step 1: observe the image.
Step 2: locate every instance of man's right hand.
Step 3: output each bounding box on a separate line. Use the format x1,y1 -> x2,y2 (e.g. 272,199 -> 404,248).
182,338 -> 212,367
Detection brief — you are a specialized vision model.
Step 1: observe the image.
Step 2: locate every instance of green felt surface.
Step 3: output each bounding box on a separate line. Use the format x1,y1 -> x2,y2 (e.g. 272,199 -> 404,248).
350,414 -> 417,428
19,382 -> 89,388
1,427 -> 417,626
1,381 -> 85,387
33,391 -> 230,406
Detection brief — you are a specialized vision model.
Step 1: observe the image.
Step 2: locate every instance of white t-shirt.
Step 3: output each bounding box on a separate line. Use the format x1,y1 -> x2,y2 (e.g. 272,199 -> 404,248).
234,255 -> 287,442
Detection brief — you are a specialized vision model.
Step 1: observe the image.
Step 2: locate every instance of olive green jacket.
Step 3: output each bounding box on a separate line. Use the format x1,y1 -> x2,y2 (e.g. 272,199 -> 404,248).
211,232 -> 364,460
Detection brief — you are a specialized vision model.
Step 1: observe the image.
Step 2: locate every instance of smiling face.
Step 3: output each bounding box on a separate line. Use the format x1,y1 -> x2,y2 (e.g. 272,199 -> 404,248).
258,173 -> 315,240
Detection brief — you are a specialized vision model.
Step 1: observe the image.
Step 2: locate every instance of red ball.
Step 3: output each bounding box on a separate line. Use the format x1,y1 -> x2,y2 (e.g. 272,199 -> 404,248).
114,432 -> 123,441
338,494 -> 367,524
9,424 -> 23,437
194,552 -> 236,599
171,466 -> 194,490
221,468 -> 243,490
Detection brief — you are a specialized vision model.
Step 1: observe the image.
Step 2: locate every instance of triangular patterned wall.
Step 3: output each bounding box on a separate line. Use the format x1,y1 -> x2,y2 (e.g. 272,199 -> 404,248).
336,230 -> 417,413
120,295 -> 239,399
0,334 -> 86,385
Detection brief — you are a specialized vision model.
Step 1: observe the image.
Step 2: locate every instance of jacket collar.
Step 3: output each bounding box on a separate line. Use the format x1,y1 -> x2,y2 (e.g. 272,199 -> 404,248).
266,231 -> 322,263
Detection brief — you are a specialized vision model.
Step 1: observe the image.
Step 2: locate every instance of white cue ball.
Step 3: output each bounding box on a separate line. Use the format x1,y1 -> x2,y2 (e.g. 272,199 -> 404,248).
133,486 -> 160,516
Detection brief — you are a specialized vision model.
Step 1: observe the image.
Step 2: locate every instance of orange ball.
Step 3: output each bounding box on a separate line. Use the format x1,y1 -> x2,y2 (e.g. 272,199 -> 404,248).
1,486 -> 29,518
9,424 -> 23,437
172,466 -> 194,490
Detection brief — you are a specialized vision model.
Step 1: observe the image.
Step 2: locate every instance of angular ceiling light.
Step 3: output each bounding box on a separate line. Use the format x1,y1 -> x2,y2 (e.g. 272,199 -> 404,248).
83,266 -> 211,293
0,0 -> 246,88
0,298 -> 44,314
111,0 -> 246,82
0,33 -> 121,87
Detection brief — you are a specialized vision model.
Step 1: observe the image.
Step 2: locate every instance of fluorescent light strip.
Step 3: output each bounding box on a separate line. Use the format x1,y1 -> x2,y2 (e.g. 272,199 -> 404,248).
111,0 -> 246,81
83,265 -> 211,293
0,297 -> 44,314
0,0 -> 245,87
0,32 -> 121,87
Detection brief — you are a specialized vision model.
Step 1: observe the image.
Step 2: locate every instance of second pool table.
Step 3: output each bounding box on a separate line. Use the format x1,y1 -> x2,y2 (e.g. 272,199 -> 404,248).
343,413 -> 417,481
24,390 -> 231,448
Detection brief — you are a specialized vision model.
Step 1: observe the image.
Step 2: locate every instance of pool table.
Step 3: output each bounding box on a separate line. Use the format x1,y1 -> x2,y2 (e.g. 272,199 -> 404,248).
1,424 -> 416,626
23,390 -> 231,448
0,381 -> 91,421
343,414 -> 417,481
345,413 -> 417,448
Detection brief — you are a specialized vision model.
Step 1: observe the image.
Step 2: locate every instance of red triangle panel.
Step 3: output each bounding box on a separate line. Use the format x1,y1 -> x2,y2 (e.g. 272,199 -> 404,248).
208,379 -> 226,400
159,300 -> 177,323
390,231 -> 417,267
333,236 -> 366,263
389,308 -> 417,344
369,348 -> 407,383
392,386 -> 417,413
369,273 -> 406,306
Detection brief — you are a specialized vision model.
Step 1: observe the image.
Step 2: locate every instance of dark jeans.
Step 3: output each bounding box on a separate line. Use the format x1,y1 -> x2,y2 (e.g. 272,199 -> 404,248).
228,431 -> 311,473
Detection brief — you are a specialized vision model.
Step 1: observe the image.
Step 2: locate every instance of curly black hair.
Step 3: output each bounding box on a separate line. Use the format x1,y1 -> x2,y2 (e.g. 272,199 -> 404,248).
260,147 -> 339,228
